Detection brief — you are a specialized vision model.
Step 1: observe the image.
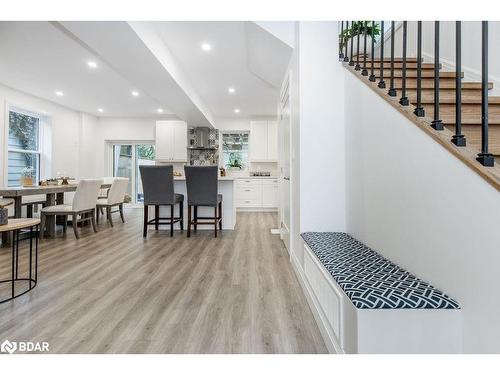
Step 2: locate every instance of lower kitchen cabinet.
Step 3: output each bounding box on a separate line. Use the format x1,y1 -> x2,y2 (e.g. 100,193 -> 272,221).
235,178 -> 278,210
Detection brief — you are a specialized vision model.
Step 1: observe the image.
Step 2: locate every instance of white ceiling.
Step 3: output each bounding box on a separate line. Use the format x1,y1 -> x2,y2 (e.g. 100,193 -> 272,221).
0,21 -> 293,122
152,21 -> 292,118
0,21 -> 177,118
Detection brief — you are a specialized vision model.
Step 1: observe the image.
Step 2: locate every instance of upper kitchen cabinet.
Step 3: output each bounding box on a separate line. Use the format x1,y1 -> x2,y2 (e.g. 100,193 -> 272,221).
250,120 -> 278,162
155,121 -> 188,162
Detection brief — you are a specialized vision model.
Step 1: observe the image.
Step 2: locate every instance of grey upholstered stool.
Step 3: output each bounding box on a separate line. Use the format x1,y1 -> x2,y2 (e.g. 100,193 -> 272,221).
184,166 -> 222,238
139,165 -> 184,237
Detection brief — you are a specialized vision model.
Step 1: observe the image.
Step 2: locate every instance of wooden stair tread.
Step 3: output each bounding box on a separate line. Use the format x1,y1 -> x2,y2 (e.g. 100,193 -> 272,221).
389,80 -> 493,89
373,70 -> 462,79
362,62 -> 438,69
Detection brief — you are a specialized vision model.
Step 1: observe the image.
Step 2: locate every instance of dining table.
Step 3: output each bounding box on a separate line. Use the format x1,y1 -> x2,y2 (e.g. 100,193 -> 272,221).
0,183 -> 111,244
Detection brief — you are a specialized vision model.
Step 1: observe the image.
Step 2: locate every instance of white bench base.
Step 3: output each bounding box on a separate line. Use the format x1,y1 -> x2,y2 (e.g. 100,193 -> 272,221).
295,242 -> 462,354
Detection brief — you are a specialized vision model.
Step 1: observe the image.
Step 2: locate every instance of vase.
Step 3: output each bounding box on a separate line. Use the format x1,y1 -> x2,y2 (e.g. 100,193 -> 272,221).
0,208 -> 8,225
20,176 -> 34,187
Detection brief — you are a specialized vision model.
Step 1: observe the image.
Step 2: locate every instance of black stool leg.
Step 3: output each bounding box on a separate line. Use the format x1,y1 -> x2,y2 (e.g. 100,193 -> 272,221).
214,206 -> 218,238
187,205 -> 191,238
170,204 -> 174,237
11,230 -> 16,299
179,201 -> 184,231
143,205 -> 148,237
155,205 -> 159,230
194,206 -> 198,232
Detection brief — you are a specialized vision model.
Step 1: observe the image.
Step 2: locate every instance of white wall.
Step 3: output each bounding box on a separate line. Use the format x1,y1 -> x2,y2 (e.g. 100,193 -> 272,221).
0,82 -> 93,184
345,70 -> 500,353
299,21 -> 346,233
286,21 -> 347,269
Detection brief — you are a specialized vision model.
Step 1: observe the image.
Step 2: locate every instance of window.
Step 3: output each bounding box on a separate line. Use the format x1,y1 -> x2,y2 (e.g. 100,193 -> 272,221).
112,143 -> 155,204
221,132 -> 249,170
8,109 -> 41,186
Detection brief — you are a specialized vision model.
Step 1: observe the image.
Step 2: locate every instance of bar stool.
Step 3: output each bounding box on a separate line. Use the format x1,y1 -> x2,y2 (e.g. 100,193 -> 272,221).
139,165 -> 184,237
184,166 -> 222,238
0,218 -> 40,304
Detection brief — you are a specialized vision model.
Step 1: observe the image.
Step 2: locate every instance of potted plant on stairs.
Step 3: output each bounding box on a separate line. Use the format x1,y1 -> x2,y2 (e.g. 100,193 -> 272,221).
340,21 -> 381,59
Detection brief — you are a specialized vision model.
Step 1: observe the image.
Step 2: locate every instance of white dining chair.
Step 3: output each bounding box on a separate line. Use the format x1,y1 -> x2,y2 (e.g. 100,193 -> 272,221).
96,177 -> 129,227
40,179 -> 103,240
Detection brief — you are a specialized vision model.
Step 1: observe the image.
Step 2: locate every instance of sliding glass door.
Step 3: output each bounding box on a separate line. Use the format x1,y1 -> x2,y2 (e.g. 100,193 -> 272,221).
112,143 -> 155,204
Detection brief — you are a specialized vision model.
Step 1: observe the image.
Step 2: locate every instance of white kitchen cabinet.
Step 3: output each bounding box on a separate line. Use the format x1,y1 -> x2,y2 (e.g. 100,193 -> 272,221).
235,178 -> 278,210
250,120 -> 278,162
267,121 -> 278,161
262,180 -> 279,207
155,121 -> 187,162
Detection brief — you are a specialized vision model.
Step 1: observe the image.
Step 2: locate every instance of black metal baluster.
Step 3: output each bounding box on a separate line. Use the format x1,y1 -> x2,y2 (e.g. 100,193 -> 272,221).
477,21 -> 494,166
344,21 -> 350,62
362,22 -> 368,76
378,21 -> 386,88
388,21 -> 397,96
349,20 -> 355,66
369,21 -> 376,82
414,21 -> 425,117
399,21 -> 409,105
355,22 -> 361,70
431,21 -> 443,130
452,21 -> 466,146
339,21 -> 344,60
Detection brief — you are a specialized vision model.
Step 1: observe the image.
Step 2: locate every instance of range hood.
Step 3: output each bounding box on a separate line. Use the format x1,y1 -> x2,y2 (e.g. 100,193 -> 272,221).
188,127 -> 217,150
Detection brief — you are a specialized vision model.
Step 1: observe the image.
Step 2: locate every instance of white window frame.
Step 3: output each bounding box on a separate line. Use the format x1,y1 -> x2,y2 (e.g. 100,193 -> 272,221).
220,130 -> 250,171
105,140 -> 155,206
3,104 -> 49,186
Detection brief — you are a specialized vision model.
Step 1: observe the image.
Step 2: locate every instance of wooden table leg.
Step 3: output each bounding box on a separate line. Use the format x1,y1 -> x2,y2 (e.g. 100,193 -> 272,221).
45,193 -> 56,237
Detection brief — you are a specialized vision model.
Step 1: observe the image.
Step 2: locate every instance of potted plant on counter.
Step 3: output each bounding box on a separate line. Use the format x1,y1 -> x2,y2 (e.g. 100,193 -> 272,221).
20,166 -> 35,187
0,199 -> 13,226
226,153 -> 243,170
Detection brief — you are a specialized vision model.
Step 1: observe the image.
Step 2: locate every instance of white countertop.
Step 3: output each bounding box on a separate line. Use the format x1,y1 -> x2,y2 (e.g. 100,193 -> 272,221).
173,176 -> 234,181
236,176 -> 278,179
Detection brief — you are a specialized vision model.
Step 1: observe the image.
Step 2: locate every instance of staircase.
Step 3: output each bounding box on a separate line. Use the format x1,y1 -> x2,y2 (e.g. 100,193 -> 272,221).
343,54 -> 500,191
362,57 -> 500,157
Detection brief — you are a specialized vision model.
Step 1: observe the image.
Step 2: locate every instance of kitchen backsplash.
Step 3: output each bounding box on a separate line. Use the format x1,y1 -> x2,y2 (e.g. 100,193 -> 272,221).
188,128 -> 219,166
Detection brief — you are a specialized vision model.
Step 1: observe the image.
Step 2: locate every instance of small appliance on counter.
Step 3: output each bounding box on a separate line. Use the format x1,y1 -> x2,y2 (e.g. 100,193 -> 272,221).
250,171 -> 271,177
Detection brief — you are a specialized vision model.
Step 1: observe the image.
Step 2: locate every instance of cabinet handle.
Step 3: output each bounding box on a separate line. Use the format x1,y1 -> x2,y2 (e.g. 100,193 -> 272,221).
245,200 -> 251,203
245,189 -> 251,192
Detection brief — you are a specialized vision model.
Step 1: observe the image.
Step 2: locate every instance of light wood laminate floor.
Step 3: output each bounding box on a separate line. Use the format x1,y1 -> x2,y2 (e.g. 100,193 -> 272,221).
0,210 -> 326,353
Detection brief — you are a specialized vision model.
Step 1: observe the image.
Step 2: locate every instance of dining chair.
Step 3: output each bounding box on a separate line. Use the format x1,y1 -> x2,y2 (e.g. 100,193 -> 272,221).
139,165 -> 184,237
184,166 -> 222,238
40,179 -> 103,240
96,177 -> 129,226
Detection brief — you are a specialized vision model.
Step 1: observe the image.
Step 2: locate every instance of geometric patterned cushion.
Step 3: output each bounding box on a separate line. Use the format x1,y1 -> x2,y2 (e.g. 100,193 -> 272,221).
301,232 -> 460,310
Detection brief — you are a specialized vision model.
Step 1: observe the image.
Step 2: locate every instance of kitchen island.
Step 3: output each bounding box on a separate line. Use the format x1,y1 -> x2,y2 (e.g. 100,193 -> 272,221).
155,176 -> 236,230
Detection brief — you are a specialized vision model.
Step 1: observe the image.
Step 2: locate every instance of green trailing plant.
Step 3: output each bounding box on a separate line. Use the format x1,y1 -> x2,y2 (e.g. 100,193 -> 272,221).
339,21 -> 381,49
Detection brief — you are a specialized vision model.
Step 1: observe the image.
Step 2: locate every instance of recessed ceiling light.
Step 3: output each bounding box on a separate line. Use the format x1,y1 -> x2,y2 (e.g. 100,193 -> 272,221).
228,87 -> 235,94
131,91 -> 139,97
87,61 -> 98,69
55,91 -> 64,97
157,108 -> 164,113
97,108 -> 104,113
201,43 -> 212,52
234,108 -> 240,114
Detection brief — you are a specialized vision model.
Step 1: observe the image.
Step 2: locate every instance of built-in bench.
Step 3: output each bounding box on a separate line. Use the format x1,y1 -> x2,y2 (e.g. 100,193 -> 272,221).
299,232 -> 462,353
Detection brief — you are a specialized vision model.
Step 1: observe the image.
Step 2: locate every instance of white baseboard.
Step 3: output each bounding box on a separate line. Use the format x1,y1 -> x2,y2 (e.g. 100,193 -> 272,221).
236,207 -> 278,212
290,250 -> 341,354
